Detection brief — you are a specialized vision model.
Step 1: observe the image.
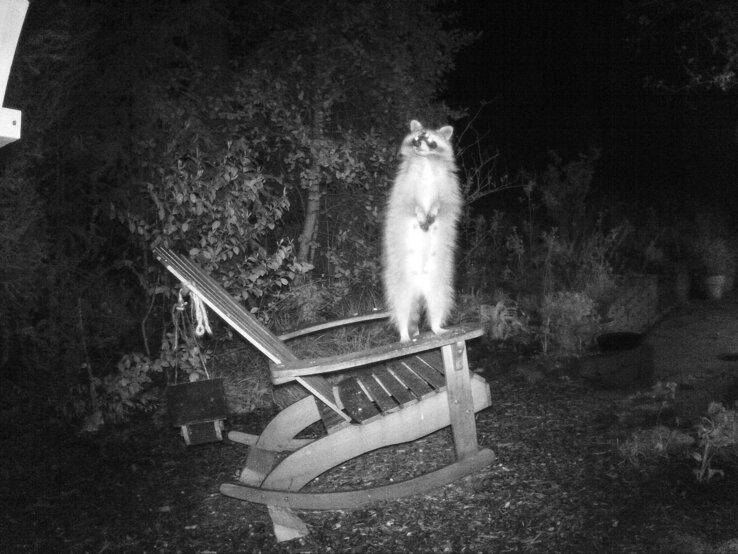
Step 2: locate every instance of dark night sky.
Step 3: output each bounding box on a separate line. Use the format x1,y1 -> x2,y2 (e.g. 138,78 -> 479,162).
444,1 -> 738,216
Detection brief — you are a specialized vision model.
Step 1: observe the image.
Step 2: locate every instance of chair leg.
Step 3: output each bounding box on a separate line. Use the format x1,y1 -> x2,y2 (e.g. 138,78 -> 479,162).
268,505 -> 309,542
240,395 -> 322,485
442,341 -> 479,459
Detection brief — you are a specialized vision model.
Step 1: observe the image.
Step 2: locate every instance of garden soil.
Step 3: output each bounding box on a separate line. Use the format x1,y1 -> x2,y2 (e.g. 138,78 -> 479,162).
646,297 -> 738,420
2,298 -> 738,553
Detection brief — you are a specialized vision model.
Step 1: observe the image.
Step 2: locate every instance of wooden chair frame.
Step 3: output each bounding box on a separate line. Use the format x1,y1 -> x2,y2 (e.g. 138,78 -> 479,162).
153,246 -> 494,541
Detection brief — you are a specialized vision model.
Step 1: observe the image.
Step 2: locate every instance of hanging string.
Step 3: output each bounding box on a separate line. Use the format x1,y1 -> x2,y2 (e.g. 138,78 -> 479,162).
169,287 -> 212,383
169,289 -> 188,384
191,291 -> 212,337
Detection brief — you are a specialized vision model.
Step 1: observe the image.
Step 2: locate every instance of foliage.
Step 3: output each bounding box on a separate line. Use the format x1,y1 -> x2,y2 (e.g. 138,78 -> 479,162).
571,223 -> 622,300
458,154 -> 621,357
539,291 -> 600,355
224,0 -> 476,317
693,401 -> 738,482
630,0 -> 738,91
539,148 -> 601,243
89,324 -> 216,426
459,211 -> 506,293
479,298 -> 529,341
119,88 -> 308,323
618,392 -> 738,484
504,218 -> 621,304
0,0 -> 212,421
157,327 -> 212,385
0,172 -> 47,369
466,151 -> 620,300
94,353 -> 163,424
1,0 -> 480,424
618,425 -> 694,466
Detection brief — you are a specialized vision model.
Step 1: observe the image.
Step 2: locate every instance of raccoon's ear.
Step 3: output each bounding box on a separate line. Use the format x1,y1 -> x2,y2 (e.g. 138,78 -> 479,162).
438,126 -> 454,140
410,120 -> 423,132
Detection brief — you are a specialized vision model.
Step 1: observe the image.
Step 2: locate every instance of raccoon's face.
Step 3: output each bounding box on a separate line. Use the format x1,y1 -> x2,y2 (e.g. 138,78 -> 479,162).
405,120 -> 454,158
412,131 -> 438,151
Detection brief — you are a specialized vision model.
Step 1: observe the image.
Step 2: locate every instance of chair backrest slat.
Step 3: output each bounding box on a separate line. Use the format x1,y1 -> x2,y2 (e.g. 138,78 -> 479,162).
153,246 -> 298,365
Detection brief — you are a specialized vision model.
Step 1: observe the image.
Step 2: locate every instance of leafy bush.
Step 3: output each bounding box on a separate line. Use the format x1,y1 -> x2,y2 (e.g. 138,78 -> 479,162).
119,91 -> 309,319
95,353 -> 163,424
539,148 -> 601,243
539,291 -> 600,355
693,401 -> 738,482
478,298 -> 529,341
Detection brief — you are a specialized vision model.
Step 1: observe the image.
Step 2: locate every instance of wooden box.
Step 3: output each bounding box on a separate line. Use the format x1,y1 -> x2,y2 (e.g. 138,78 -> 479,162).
166,378 -> 228,445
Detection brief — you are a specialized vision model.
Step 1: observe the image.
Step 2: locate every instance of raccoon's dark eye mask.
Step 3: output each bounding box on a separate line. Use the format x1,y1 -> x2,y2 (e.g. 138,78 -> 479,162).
412,131 -> 437,150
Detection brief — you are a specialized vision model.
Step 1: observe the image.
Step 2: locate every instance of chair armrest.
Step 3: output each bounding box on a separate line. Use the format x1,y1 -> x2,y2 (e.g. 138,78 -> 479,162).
270,323 -> 484,385
277,310 -> 390,341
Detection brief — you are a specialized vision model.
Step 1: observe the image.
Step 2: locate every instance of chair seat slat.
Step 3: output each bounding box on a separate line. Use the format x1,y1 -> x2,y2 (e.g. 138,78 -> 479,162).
371,366 -> 416,406
337,378 -> 381,423
357,374 -> 399,413
403,354 -> 446,390
389,363 -> 435,399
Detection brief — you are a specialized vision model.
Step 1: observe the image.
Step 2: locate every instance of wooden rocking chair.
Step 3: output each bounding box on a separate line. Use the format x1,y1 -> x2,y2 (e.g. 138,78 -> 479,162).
153,246 -> 495,541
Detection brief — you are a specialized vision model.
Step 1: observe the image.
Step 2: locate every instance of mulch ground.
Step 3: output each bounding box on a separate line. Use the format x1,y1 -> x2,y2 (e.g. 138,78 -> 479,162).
3,351 -> 738,553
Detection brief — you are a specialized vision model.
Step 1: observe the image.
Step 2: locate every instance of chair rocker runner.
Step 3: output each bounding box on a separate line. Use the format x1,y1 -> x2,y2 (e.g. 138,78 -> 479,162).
153,245 -> 495,541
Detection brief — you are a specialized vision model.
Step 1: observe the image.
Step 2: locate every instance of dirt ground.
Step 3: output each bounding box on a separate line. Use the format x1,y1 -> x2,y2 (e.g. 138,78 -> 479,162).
2,299 -> 738,553
646,298 -> 738,422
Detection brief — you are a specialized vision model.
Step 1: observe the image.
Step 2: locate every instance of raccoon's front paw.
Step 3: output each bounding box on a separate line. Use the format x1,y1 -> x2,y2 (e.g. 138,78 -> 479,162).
414,206 -> 436,232
421,213 -> 436,231
413,206 -> 426,228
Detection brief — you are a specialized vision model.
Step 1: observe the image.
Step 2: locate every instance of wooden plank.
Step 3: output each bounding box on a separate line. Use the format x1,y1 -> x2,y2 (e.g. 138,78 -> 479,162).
442,342 -> 479,460
220,448 -> 496,510
337,377 -> 381,423
357,373 -> 399,414
228,430 -> 313,451
389,363 -> 434,399
316,399 -> 351,432
278,310 -> 390,340
271,325 -> 484,384
239,396 -> 321,486
401,355 -> 446,390
268,506 -> 309,542
296,375 -> 351,424
371,366 -> 416,406
417,350 -> 445,375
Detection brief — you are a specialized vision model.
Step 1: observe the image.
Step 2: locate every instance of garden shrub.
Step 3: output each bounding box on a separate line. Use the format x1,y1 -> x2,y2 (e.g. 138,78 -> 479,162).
539,291 -> 600,355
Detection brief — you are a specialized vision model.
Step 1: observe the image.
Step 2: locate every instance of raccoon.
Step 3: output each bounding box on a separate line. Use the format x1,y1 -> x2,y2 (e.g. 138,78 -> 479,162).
383,120 -> 462,342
